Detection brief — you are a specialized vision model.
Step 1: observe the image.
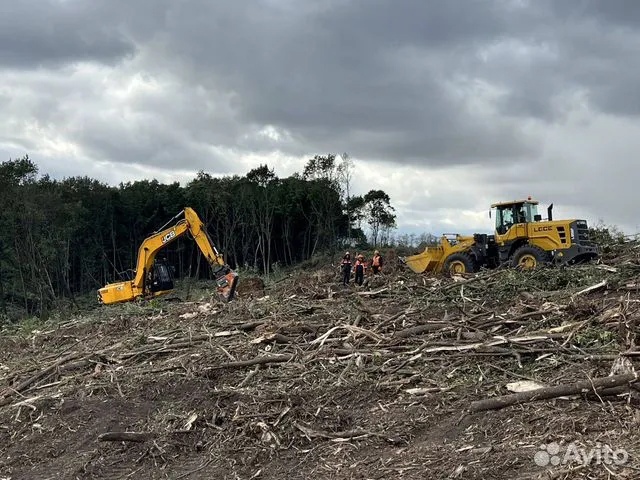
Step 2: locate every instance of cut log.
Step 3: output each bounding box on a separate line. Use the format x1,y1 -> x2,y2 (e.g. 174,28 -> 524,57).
469,373 -> 638,412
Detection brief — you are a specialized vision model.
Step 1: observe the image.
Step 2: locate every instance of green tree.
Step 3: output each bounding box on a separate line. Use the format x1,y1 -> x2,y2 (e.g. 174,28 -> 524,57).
246,165 -> 278,275
363,190 -> 396,247
337,152 -> 354,241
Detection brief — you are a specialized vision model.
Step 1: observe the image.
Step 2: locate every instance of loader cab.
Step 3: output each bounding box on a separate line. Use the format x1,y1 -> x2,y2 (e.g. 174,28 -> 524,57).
491,199 -> 540,235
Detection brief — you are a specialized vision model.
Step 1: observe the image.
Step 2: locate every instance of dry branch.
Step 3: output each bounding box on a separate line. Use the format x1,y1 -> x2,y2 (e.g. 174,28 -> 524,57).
206,354 -> 294,370
236,320 -> 267,331
356,287 -> 388,296
573,280 -> 608,296
294,422 -> 374,440
0,352 -> 84,407
393,323 -> 451,338
98,431 -> 152,443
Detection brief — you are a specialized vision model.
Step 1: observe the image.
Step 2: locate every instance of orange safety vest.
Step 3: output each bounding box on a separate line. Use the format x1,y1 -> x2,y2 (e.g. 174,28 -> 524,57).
372,255 -> 381,267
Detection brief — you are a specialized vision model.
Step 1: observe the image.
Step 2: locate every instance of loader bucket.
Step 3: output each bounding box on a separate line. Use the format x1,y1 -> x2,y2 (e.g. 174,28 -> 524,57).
216,270 -> 239,302
404,247 -> 444,274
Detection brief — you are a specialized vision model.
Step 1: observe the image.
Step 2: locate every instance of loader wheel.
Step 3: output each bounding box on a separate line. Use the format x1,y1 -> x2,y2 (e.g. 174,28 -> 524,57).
443,253 -> 476,276
511,245 -> 551,270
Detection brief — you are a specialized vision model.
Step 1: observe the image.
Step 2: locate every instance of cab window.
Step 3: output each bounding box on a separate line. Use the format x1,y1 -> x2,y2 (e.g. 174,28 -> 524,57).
496,204 -> 528,234
526,203 -> 540,221
496,206 -> 514,234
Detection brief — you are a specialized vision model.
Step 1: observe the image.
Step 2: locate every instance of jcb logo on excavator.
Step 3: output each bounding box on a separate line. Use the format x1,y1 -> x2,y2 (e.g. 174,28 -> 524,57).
162,230 -> 176,244
533,226 -> 553,232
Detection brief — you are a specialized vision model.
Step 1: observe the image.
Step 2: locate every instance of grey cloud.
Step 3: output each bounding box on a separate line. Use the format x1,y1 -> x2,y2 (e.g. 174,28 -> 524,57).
0,0 -> 575,169
3,0 -> 640,233
0,0 -> 137,69
69,113 -> 233,173
472,1 -> 640,119
120,0 -> 538,166
549,0 -> 640,28
5,0 -> 640,155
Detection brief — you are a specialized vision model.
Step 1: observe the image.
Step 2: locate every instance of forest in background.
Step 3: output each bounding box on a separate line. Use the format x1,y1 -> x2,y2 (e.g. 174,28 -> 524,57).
0,154 -> 405,320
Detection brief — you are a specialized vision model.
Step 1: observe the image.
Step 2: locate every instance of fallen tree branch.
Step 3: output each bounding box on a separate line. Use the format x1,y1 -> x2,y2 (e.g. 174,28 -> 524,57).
469,372 -> 639,412
441,267 -> 508,291
98,431 -> 152,443
98,429 -> 198,443
416,333 -> 568,355
392,323 -> 452,338
475,309 -> 559,329
207,354 -> 294,370
294,422 -> 373,440
250,332 -> 297,344
236,320 -> 267,331
356,287 -> 388,297
0,352 -> 84,407
573,280 -> 607,297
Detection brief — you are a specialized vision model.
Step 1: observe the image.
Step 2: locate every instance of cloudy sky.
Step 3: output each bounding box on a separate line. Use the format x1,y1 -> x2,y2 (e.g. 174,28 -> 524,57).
2,0 -> 639,236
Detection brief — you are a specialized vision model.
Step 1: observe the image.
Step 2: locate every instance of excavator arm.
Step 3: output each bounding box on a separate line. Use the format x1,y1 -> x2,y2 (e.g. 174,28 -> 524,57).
98,208 -> 238,305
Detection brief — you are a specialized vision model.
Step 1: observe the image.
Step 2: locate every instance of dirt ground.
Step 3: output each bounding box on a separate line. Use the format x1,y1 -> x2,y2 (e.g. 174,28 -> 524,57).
2,246 -> 640,479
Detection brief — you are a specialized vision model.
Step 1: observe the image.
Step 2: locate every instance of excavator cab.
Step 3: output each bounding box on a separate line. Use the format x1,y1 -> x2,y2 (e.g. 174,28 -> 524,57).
148,260 -> 174,293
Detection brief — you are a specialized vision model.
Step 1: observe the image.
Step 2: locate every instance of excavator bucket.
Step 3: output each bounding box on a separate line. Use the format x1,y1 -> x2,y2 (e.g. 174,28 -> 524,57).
216,270 -> 239,302
404,246 -> 444,274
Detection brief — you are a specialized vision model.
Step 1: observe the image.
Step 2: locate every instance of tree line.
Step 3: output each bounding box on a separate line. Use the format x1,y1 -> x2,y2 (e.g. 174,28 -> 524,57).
0,154 -> 396,320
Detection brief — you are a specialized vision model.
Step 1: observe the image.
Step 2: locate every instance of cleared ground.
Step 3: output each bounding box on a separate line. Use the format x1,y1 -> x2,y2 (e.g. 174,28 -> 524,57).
2,243 -> 640,479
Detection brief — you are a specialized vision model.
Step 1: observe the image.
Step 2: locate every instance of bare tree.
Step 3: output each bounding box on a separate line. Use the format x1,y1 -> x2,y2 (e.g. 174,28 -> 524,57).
337,153 -> 354,241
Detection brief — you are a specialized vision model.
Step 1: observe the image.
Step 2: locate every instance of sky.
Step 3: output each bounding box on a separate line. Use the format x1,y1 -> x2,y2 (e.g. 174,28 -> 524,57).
2,0 -> 639,237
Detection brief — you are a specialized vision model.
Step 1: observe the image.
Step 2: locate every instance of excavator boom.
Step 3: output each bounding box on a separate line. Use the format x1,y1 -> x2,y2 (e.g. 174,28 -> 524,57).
98,208 -> 238,305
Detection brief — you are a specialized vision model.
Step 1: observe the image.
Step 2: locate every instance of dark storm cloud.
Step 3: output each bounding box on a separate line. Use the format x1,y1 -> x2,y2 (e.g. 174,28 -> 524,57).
0,0 -> 137,69
472,0 -> 640,120
138,0 -> 535,166
109,0 -> 640,168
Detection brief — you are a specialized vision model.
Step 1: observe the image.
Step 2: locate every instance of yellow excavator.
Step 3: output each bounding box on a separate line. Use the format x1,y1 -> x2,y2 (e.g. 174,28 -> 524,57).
404,197 -> 599,275
98,207 -> 238,305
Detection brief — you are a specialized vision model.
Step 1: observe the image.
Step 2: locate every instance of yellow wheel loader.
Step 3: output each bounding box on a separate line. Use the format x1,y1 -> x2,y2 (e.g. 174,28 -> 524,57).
404,198 -> 599,276
98,207 -> 238,305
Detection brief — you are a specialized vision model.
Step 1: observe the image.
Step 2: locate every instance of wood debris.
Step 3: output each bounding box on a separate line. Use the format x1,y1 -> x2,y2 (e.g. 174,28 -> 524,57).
2,238 -> 640,478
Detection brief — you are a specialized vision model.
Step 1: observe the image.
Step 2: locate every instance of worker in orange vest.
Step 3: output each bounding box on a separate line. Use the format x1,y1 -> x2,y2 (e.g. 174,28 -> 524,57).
354,254 -> 366,285
371,250 -> 383,274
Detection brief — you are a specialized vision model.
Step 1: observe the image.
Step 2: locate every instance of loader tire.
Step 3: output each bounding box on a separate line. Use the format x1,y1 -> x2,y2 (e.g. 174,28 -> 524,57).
511,245 -> 551,270
443,253 -> 476,276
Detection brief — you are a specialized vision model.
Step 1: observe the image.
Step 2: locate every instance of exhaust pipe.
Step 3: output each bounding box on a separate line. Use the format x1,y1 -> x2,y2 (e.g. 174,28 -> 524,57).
547,203 -> 553,221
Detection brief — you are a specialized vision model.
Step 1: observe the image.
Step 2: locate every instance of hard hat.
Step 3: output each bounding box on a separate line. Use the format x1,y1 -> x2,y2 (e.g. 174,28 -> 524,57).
345,251 -> 350,255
